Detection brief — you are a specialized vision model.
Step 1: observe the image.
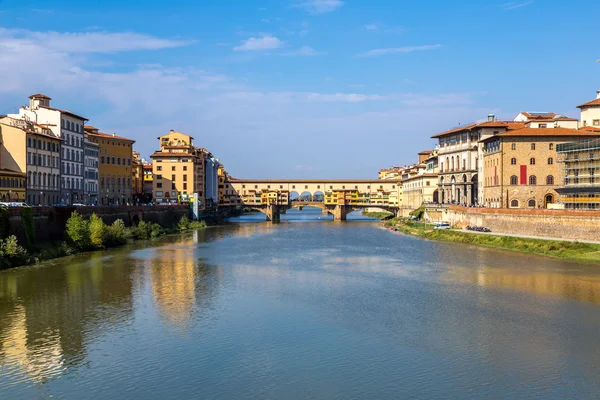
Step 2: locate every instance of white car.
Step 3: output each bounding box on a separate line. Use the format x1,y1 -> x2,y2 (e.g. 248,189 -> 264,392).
72,203 -> 86,207
433,222 -> 450,230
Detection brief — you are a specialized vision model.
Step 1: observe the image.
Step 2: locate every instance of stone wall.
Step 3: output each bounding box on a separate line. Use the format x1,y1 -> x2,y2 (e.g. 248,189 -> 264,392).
5,205 -> 189,244
447,205 -> 600,241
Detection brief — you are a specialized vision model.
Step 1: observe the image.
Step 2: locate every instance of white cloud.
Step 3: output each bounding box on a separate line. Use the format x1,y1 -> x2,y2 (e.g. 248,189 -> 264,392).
233,35 -> 283,51
296,0 -> 343,14
282,45 -> 323,56
0,28 -> 192,53
501,1 -> 533,10
364,24 -> 378,30
355,44 -> 441,57
261,18 -> 270,23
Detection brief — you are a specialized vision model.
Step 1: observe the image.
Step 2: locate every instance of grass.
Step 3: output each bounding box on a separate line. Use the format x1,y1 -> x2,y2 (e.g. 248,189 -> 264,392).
362,211 -> 394,220
386,219 -> 600,263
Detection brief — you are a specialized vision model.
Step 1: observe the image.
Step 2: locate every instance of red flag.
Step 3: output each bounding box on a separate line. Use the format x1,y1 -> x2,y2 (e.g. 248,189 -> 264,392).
520,165 -> 527,184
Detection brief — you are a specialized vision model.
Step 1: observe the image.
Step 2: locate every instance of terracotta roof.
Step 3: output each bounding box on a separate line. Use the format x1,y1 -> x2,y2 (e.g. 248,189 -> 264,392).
84,125 -> 99,131
86,131 -> 135,143
496,127 -> 600,137
401,173 -> 438,183
518,111 -> 558,120
431,121 -> 524,139
418,150 -> 433,155
230,179 -> 401,184
580,126 -> 600,132
150,152 -> 197,158
577,98 -> 600,108
38,105 -> 87,121
29,93 -> 52,100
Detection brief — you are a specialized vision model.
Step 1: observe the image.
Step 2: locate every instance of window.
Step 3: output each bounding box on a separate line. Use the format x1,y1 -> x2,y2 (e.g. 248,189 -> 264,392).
157,183 -> 162,188
549,143 -> 554,150
530,158 -> 536,165
529,175 -> 537,185
531,143 -> 536,150
156,174 -> 162,180
171,174 -> 176,181
183,166 -> 187,171
512,200 -> 520,208
546,175 -> 554,185
511,157 -> 516,165
548,157 -> 553,165
528,199 -> 536,207
594,120 -> 600,126
157,166 -> 162,171
539,124 -> 547,128
183,183 -> 187,190
511,143 -> 516,150
172,166 -> 176,171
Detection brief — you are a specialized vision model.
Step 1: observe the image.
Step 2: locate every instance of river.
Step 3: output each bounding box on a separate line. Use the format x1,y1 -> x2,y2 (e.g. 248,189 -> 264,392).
2,208 -> 600,399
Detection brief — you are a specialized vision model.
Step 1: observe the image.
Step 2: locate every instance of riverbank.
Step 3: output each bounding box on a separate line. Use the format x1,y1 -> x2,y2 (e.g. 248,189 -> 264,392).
0,213 -> 209,270
361,210 -> 394,219
386,218 -> 600,263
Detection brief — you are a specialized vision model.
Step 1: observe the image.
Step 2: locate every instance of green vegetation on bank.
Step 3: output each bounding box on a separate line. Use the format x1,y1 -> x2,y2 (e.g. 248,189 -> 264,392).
0,211 -> 208,270
385,218 -> 600,263
362,210 -> 394,220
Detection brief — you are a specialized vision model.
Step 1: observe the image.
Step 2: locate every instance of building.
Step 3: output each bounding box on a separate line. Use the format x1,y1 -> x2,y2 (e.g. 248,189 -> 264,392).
142,161 -> 153,202
84,126 -> 135,205
556,138 -> 600,210
83,133 -> 99,205
578,91 -> 600,129
218,166 -> 241,207
481,126 -> 600,209
8,94 -> 87,205
514,111 -> 579,129
401,151 -> 439,210
0,133 -> 26,202
150,130 -> 208,207
204,153 -> 220,209
379,166 -> 404,180
0,117 -> 61,204
132,152 -> 144,204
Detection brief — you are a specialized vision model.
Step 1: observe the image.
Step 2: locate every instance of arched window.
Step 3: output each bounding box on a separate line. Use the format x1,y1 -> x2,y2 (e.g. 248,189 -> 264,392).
510,175 -> 518,185
529,175 -> 537,185
528,199 -> 536,207
511,143 -> 516,150
511,157 -> 516,165
549,143 -> 554,150
510,199 -> 519,207
546,175 -> 554,185
531,143 -> 536,150
548,157 -> 553,165
530,158 -> 536,165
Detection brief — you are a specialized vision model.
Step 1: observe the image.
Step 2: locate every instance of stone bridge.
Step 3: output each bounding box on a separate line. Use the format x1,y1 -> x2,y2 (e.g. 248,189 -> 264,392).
231,179 -> 401,221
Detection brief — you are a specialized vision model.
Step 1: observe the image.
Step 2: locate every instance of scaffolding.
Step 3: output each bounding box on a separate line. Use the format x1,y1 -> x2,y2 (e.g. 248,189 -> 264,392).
556,138 -> 600,210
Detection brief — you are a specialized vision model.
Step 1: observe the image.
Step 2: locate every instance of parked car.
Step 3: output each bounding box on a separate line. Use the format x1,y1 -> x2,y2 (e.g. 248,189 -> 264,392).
72,203 -> 86,207
434,222 -> 451,230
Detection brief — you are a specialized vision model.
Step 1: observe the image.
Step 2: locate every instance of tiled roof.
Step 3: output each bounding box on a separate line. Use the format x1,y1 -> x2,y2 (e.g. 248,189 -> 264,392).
518,111 -> 558,120
497,127 -> 600,137
577,98 -> 600,108
38,105 -> 87,121
431,121 -> 524,138
29,93 -> 52,100
580,126 -> 600,132
86,131 -> 135,143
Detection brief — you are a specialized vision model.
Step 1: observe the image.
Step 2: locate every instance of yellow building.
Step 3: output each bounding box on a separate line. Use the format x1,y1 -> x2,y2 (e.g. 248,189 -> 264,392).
132,151 -> 143,203
142,161 -> 153,199
85,126 -> 135,205
218,166 -> 241,207
150,130 -> 207,207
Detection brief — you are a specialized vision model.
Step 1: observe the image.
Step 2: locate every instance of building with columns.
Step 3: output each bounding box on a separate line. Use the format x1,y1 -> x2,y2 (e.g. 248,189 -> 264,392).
7,94 -> 87,205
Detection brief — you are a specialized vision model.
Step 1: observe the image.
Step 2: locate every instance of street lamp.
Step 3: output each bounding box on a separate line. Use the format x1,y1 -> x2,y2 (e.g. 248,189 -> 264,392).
8,190 -> 12,202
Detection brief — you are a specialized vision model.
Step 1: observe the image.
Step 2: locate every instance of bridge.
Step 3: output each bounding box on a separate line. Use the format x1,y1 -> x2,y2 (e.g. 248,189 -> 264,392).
229,179 -> 401,221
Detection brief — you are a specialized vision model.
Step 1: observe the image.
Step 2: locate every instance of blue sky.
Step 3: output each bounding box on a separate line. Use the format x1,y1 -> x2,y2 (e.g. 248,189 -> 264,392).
0,0 -> 599,178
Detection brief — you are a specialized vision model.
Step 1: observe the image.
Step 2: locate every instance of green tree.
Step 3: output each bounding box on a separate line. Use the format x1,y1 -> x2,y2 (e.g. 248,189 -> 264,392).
89,213 -> 106,248
65,211 -> 91,250
105,219 -> 128,246
21,207 -> 35,248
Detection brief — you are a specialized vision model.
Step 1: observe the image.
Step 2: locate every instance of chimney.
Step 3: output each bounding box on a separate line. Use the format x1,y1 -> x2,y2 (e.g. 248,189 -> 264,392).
596,90 -> 600,99
112,132 -> 115,137
487,114 -> 495,122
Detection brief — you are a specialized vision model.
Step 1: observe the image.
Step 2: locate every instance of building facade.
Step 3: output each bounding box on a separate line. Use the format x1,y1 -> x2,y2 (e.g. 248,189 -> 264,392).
83,133 -> 99,205
7,94 -> 87,205
142,161 -> 153,202
481,127 -> 600,209
205,155 -> 220,209
132,152 -> 144,204
0,117 -> 62,205
0,132 -> 26,202
150,130 -> 207,207
578,91 -> 600,129
85,126 -> 135,205
556,138 -> 600,210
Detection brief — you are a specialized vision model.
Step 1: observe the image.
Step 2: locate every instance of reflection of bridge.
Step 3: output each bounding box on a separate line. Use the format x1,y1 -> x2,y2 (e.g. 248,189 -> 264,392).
230,179 -> 401,221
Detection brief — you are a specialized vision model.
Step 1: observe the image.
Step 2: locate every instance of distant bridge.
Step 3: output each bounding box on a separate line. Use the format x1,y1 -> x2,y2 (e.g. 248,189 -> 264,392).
230,179 -> 401,221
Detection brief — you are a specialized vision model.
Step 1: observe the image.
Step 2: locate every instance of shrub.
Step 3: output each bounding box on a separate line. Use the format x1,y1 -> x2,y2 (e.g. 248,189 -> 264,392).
0,235 -> 30,269
65,211 -> 91,250
131,221 -> 163,239
177,216 -> 191,231
21,207 -> 35,248
189,220 -> 207,229
105,219 -> 128,246
89,213 -> 106,248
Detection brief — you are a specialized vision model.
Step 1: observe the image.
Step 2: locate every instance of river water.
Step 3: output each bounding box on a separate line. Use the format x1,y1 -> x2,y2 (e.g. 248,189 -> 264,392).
2,208 -> 600,399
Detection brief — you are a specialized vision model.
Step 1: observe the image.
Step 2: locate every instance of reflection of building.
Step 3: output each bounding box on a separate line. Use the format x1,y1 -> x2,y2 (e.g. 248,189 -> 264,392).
85,126 -> 135,205
150,249 -> 197,329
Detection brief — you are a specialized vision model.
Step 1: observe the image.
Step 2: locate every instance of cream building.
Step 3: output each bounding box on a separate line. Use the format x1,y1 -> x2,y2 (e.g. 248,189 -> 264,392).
8,94 -> 88,205
578,90 -> 600,128
0,117 -> 62,205
401,151 -> 439,210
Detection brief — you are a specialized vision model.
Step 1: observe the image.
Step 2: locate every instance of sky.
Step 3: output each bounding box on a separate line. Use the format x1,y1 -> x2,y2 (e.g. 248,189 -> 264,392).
0,0 -> 599,179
